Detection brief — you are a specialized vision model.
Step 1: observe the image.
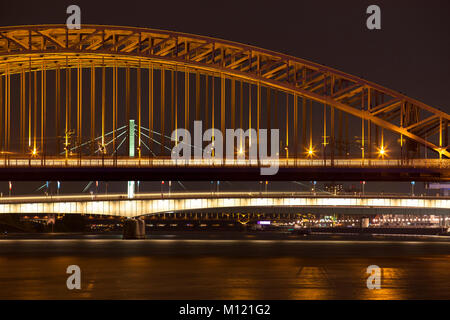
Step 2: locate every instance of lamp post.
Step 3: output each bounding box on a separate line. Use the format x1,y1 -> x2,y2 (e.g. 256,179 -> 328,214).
411,181 -> 415,196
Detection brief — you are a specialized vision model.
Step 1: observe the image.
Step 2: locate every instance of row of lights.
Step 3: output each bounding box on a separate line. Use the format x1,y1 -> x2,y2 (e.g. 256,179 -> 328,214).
295,216 -> 447,224
29,144 -> 389,158
304,145 -> 388,158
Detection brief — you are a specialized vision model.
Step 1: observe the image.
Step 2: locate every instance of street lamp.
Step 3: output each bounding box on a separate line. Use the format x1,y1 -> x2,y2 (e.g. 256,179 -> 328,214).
411,181 -> 415,196
378,145 -> 387,158
306,145 -> 315,158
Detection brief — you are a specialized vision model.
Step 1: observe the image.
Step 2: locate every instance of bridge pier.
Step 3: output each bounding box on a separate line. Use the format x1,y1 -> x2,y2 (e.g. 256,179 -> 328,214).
361,217 -> 370,228
123,217 -> 146,239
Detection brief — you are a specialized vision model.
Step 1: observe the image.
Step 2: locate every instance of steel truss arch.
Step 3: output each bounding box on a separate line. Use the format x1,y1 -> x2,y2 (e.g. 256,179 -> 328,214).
0,24 -> 448,158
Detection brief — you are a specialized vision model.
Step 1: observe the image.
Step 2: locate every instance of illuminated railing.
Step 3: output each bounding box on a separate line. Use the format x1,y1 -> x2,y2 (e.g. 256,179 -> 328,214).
0,157 -> 448,168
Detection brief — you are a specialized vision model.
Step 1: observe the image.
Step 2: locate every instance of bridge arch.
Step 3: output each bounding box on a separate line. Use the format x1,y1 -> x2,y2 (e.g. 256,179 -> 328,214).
0,24 -> 448,160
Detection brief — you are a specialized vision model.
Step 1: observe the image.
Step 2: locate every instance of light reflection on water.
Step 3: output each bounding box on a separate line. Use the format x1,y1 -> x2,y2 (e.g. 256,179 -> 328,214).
0,238 -> 450,299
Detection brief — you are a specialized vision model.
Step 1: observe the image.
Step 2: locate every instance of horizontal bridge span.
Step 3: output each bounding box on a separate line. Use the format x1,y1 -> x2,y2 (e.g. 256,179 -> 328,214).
0,24 -> 449,159
0,192 -> 448,217
0,157 -> 448,167
0,158 -> 448,181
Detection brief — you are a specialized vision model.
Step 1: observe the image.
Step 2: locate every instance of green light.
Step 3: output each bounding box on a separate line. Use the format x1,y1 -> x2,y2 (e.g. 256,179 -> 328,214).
129,120 -> 135,157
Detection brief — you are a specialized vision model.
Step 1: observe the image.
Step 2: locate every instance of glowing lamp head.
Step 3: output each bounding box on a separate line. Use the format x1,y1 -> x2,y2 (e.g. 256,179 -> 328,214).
378,145 -> 387,157
31,148 -> 38,156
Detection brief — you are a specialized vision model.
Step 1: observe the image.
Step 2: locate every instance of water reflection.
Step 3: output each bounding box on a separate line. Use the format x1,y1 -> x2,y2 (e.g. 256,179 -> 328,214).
0,238 -> 450,299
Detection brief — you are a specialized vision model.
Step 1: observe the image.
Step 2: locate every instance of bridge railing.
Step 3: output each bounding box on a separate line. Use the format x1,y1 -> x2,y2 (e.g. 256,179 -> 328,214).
0,156 -> 448,168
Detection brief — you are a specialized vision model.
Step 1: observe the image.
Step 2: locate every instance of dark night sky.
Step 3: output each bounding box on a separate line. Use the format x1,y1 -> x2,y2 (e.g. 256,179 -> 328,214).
1,0 -> 449,113
0,0 -> 448,195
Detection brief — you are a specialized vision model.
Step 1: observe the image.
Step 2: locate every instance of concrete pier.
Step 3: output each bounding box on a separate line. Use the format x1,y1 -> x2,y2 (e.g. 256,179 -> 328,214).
123,218 -> 146,239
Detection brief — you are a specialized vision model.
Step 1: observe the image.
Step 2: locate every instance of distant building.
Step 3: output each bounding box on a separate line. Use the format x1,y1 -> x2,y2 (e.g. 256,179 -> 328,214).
324,183 -> 344,194
426,183 -> 450,196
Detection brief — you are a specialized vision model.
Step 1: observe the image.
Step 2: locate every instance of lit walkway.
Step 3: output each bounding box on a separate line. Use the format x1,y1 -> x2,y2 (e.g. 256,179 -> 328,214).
0,157 -> 447,168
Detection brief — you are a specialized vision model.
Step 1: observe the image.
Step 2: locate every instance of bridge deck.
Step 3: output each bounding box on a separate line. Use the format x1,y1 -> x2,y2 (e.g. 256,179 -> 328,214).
0,158 -> 448,181
0,192 -> 448,217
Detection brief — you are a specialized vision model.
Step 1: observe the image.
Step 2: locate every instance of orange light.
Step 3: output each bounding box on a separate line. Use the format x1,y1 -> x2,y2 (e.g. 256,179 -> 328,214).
377,145 -> 388,158
306,146 -> 315,157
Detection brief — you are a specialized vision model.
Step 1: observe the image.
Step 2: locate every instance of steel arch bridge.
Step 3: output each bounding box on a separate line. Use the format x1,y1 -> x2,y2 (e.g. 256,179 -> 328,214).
0,25 -> 449,181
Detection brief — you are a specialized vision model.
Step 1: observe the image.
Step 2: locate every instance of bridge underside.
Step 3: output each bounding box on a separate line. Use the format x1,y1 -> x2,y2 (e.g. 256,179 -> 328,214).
160,206 -> 450,216
0,166 -> 447,181
7,206 -> 450,218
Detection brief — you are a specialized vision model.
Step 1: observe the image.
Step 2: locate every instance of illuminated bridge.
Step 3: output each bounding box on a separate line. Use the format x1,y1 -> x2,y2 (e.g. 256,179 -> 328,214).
0,25 -> 449,181
0,192 -> 448,217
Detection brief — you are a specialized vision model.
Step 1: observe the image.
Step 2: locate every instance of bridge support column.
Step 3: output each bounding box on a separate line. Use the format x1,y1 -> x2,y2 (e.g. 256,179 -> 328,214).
123,217 -> 146,239
361,217 -> 370,228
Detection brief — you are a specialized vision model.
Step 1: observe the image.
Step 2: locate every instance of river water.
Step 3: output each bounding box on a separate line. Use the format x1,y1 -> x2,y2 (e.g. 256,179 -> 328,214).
1,233 -> 450,299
